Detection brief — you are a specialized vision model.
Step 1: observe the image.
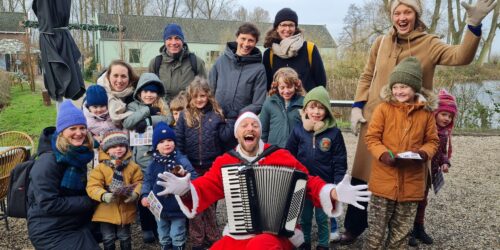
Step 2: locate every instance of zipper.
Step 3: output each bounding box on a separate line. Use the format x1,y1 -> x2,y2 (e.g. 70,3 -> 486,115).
198,124 -> 202,166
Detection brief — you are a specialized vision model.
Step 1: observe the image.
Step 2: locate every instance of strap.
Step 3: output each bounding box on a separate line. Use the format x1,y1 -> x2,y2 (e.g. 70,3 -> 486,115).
306,41 -> 314,67
188,53 -> 198,75
227,145 -> 280,165
269,49 -> 274,69
153,55 -> 162,76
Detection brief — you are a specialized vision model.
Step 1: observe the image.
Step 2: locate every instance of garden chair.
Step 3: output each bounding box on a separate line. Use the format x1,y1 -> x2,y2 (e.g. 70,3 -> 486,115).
0,131 -> 34,159
0,146 -> 28,230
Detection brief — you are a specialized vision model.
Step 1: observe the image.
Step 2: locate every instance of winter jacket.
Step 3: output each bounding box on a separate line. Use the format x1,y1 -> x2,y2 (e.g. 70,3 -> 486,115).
351,27 -> 480,182
365,86 -> 439,202
175,105 -> 232,168
86,150 -> 143,225
122,74 -> 172,170
263,41 -> 327,92
260,94 -> 303,148
148,44 -> 207,101
209,42 -> 267,119
97,73 -> 135,126
83,104 -> 119,139
27,127 -> 100,250
140,150 -> 197,219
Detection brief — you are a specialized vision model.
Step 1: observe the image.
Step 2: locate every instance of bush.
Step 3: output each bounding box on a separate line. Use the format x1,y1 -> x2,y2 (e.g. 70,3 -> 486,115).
0,71 -> 11,109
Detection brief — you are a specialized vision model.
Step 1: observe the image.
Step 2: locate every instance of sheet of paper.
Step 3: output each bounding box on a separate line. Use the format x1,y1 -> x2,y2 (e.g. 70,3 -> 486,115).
396,151 -> 423,160
129,126 -> 153,146
112,183 -> 138,197
147,191 -> 163,221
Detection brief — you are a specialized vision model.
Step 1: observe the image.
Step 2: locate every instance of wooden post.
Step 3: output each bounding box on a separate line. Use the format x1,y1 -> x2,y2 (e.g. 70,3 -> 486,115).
41,90 -> 51,106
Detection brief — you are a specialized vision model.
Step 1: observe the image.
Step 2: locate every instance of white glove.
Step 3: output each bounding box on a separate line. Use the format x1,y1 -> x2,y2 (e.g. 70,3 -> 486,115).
335,175 -> 371,210
156,172 -> 191,196
102,193 -> 115,203
350,107 -> 367,136
461,0 -> 497,26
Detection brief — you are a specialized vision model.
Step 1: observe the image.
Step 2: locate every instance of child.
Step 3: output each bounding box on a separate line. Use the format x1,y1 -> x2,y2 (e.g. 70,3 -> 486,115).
86,130 -> 143,250
175,77 -> 231,249
409,89 -> 458,246
286,86 -> 347,250
83,84 -> 119,143
122,72 -> 172,243
364,57 -> 439,249
169,90 -> 187,127
260,67 -> 305,148
141,122 -> 197,250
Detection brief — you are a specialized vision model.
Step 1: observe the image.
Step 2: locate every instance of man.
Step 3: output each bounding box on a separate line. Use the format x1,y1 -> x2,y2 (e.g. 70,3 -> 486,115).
157,112 -> 371,249
149,23 -> 207,102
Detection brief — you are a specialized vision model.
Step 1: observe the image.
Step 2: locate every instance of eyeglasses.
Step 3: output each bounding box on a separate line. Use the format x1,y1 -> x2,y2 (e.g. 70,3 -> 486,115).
278,23 -> 296,28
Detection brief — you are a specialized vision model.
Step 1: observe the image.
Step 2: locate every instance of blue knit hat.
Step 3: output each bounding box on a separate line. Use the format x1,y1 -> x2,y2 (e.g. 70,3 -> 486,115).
56,100 -> 87,133
152,122 -> 176,150
141,84 -> 160,93
163,23 -> 185,42
85,84 -> 108,107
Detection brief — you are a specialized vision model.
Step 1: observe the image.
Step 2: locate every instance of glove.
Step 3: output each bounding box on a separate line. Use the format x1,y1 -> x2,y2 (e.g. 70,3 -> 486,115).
350,107 -> 367,136
102,193 -> 115,203
335,175 -> 371,210
461,0 -> 497,26
149,106 -> 161,115
135,119 -> 148,133
156,172 -> 191,196
124,192 -> 139,203
417,150 -> 428,161
380,152 -> 396,166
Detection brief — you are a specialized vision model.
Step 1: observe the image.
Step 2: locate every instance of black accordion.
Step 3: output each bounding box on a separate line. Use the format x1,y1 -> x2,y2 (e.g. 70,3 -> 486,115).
221,164 -> 308,237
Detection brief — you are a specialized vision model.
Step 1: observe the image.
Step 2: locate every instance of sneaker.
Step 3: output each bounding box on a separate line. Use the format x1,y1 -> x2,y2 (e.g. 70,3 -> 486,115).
408,229 -> 418,246
330,230 -> 341,242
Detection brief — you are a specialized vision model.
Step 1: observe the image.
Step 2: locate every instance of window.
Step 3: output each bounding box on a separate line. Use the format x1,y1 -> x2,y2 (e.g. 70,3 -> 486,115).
129,49 -> 141,63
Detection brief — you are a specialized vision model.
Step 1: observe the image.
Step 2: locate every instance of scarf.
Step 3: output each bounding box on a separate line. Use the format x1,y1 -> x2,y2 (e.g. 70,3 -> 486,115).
271,34 -> 305,59
104,156 -> 130,192
52,134 -> 94,191
151,150 -> 178,172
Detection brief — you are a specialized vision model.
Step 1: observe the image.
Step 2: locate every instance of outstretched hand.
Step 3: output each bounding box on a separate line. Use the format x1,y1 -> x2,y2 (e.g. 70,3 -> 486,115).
461,0 -> 497,26
332,174 -> 371,210
156,171 -> 191,196
350,107 -> 367,136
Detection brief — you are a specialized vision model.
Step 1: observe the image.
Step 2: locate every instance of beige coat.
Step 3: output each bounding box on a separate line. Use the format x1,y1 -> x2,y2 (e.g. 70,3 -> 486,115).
352,27 -> 480,182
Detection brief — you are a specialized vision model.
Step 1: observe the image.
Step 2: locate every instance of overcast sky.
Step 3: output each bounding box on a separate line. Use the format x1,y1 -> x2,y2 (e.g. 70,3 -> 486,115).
236,0 -> 500,54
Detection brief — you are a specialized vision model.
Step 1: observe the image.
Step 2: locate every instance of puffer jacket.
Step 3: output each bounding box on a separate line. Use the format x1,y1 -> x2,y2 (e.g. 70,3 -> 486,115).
86,150 -> 143,225
259,94 -> 303,148
175,105 -> 232,168
365,86 -> 439,202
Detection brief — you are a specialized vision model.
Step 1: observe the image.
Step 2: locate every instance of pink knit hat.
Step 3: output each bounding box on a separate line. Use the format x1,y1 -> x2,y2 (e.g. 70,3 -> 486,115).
435,89 -> 458,159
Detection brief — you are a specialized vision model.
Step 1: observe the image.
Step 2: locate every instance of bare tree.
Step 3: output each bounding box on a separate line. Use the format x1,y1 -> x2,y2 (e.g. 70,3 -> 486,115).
134,0 -> 148,15
428,0 -> 442,33
477,1 -> 499,65
198,0 -> 234,20
248,7 -> 269,23
184,0 -> 199,18
447,0 -> 467,44
233,6 -> 248,21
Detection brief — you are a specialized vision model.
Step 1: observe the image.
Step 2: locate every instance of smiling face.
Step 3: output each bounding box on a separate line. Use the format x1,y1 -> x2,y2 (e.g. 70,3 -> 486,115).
191,90 -> 208,109
277,78 -> 296,101
157,139 -> 175,155
107,145 -> 127,159
88,105 -> 108,116
108,64 -> 130,92
165,36 -> 183,55
140,90 -> 158,105
235,117 -> 261,156
276,21 -> 296,40
436,111 -> 454,128
304,101 -> 326,122
235,33 -> 257,56
392,4 -> 416,35
61,125 -> 88,147
392,83 -> 416,103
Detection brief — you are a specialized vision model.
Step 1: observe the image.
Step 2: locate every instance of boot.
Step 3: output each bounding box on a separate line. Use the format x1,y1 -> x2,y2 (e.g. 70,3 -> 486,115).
120,240 -> 132,250
340,231 -> 357,245
408,229 -> 418,246
415,224 -> 433,244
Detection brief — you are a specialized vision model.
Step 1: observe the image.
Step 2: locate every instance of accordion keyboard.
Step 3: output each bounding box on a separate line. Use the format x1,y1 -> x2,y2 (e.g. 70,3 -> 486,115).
221,165 -> 249,234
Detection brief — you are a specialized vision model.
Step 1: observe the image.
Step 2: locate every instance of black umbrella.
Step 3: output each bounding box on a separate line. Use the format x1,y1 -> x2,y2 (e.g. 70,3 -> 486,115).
32,0 -> 85,101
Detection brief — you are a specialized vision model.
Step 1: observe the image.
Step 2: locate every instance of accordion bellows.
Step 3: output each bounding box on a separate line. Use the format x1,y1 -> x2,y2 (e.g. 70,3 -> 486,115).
222,165 -> 308,237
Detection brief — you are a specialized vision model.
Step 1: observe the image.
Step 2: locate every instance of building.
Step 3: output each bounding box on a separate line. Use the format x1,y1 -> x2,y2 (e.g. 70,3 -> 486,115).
0,12 -> 26,71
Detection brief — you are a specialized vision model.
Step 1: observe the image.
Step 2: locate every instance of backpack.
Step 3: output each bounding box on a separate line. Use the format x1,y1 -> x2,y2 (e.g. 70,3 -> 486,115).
153,53 -> 198,76
269,41 -> 315,68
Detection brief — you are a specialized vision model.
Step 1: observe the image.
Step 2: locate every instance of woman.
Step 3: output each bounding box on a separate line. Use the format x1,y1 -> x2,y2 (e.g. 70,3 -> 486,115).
98,59 -> 140,126
27,100 -> 99,250
343,0 -> 495,244
262,8 -> 327,92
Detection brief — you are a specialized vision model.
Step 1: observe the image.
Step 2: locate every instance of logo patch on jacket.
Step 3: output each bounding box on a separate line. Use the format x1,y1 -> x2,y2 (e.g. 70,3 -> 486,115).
319,138 -> 331,152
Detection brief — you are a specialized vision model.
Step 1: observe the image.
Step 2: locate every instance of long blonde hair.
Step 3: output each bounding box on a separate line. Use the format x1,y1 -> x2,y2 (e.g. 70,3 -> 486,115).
138,90 -> 169,116
56,132 -> 94,153
184,77 -> 224,128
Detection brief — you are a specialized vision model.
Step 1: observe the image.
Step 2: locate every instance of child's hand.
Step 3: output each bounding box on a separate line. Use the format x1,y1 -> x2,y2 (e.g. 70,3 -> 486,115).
102,193 -> 115,203
441,164 -> 450,173
124,192 -> 139,203
141,197 -> 150,207
380,152 -> 396,166
135,119 -> 148,133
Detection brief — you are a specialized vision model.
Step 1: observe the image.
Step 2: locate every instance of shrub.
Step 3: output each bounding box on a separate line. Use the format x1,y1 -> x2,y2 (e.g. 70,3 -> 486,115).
0,71 -> 11,109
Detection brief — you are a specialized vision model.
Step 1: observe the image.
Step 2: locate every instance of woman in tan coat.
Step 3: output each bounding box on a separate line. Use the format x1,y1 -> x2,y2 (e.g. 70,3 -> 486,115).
342,0 -> 497,244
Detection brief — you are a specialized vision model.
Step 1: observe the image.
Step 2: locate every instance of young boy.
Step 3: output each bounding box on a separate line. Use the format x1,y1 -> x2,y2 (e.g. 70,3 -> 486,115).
286,86 -> 347,250
169,90 -> 187,127
140,122 -> 197,250
86,130 -> 143,250
83,84 -> 118,143
364,57 -> 439,249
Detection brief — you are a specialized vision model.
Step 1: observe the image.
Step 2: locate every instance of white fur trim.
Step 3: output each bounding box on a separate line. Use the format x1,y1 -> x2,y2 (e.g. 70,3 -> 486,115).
320,184 -> 343,217
174,183 -> 199,219
288,228 -> 305,247
234,111 -> 262,137
222,224 -> 256,240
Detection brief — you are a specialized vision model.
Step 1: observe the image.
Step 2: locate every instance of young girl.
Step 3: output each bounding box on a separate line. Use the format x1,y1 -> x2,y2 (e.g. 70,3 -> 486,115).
409,89 -> 458,246
259,67 -> 305,148
122,72 -> 172,243
141,122 -> 197,250
83,84 -> 118,143
175,77 -> 231,249
286,86 -> 347,250
364,57 -> 439,249
86,131 -> 143,250
170,90 -> 187,127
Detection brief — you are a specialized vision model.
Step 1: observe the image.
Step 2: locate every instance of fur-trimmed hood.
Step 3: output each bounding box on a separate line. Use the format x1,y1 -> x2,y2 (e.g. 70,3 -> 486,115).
380,84 -> 438,112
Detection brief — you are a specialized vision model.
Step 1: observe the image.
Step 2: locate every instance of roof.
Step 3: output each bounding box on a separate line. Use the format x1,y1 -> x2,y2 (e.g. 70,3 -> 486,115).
97,14 -> 337,48
0,12 -> 24,33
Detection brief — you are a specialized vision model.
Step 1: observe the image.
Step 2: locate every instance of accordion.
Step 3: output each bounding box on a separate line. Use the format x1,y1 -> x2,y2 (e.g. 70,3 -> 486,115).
221,164 -> 308,237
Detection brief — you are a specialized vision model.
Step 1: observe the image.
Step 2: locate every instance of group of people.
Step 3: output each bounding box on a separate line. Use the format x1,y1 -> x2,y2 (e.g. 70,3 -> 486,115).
25,0 -> 495,250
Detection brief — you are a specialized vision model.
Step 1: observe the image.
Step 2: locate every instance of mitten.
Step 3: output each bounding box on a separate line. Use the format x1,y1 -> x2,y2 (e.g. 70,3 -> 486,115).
350,107 -> 367,136
102,193 -> 115,203
124,192 -> 139,203
135,119 -> 148,133
149,106 -> 161,115
380,152 -> 396,166
417,150 -> 428,161
461,0 -> 497,26
334,175 -> 371,210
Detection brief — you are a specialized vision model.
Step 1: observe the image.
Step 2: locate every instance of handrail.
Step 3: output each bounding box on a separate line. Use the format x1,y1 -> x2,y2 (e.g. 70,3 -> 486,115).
330,100 -> 354,108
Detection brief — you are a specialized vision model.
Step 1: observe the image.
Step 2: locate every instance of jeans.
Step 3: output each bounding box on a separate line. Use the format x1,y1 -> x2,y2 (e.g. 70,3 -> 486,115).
331,217 -> 338,233
157,217 -> 187,247
100,223 -> 131,249
301,199 -> 329,247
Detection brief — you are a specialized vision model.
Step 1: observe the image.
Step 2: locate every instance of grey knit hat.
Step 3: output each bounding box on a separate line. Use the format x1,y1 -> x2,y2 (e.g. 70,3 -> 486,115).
389,57 -> 422,92
101,130 -> 129,152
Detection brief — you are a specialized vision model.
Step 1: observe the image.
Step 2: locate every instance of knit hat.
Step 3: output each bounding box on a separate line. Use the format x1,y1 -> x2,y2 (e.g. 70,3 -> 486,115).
435,89 -> 458,117
389,57 -> 422,92
390,0 -> 423,17
56,100 -> 87,134
141,84 -> 160,93
152,122 -> 176,150
136,73 -> 166,97
85,84 -> 108,107
274,8 -> 298,28
234,112 -> 262,137
163,23 -> 185,42
101,130 -> 129,152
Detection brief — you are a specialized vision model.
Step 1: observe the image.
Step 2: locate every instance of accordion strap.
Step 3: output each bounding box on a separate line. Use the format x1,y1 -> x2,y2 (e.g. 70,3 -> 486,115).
227,145 -> 280,165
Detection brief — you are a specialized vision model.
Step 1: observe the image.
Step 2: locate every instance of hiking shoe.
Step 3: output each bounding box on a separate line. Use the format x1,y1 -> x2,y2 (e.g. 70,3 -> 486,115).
330,230 -> 341,242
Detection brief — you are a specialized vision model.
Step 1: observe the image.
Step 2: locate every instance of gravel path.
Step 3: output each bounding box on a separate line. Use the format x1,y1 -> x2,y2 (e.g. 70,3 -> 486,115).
1,133 -> 499,249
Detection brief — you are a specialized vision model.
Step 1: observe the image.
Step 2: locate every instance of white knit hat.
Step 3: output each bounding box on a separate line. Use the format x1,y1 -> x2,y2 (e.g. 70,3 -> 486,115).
234,112 -> 262,137
390,0 -> 423,17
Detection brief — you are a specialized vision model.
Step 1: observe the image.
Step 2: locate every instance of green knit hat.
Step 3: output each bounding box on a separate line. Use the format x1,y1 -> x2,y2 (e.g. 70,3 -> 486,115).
389,57 -> 422,92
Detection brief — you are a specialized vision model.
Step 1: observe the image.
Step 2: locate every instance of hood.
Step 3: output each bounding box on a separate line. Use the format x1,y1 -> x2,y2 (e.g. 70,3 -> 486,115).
36,127 -> 56,155
224,42 -> 263,65
98,147 -> 133,162
380,84 -> 438,112
133,73 -> 166,102
302,86 -> 337,134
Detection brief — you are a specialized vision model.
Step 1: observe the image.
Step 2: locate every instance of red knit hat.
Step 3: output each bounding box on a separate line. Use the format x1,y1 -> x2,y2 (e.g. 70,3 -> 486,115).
435,89 -> 457,159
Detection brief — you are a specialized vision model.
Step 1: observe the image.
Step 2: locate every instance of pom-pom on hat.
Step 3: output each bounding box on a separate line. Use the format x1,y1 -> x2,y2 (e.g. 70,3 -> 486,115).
390,0 -> 423,17
101,130 -> 129,152
85,84 -> 108,107
163,23 -> 185,42
152,122 -> 176,150
56,100 -> 87,134
273,8 -> 298,29
234,112 -> 262,137
389,56 -> 423,92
